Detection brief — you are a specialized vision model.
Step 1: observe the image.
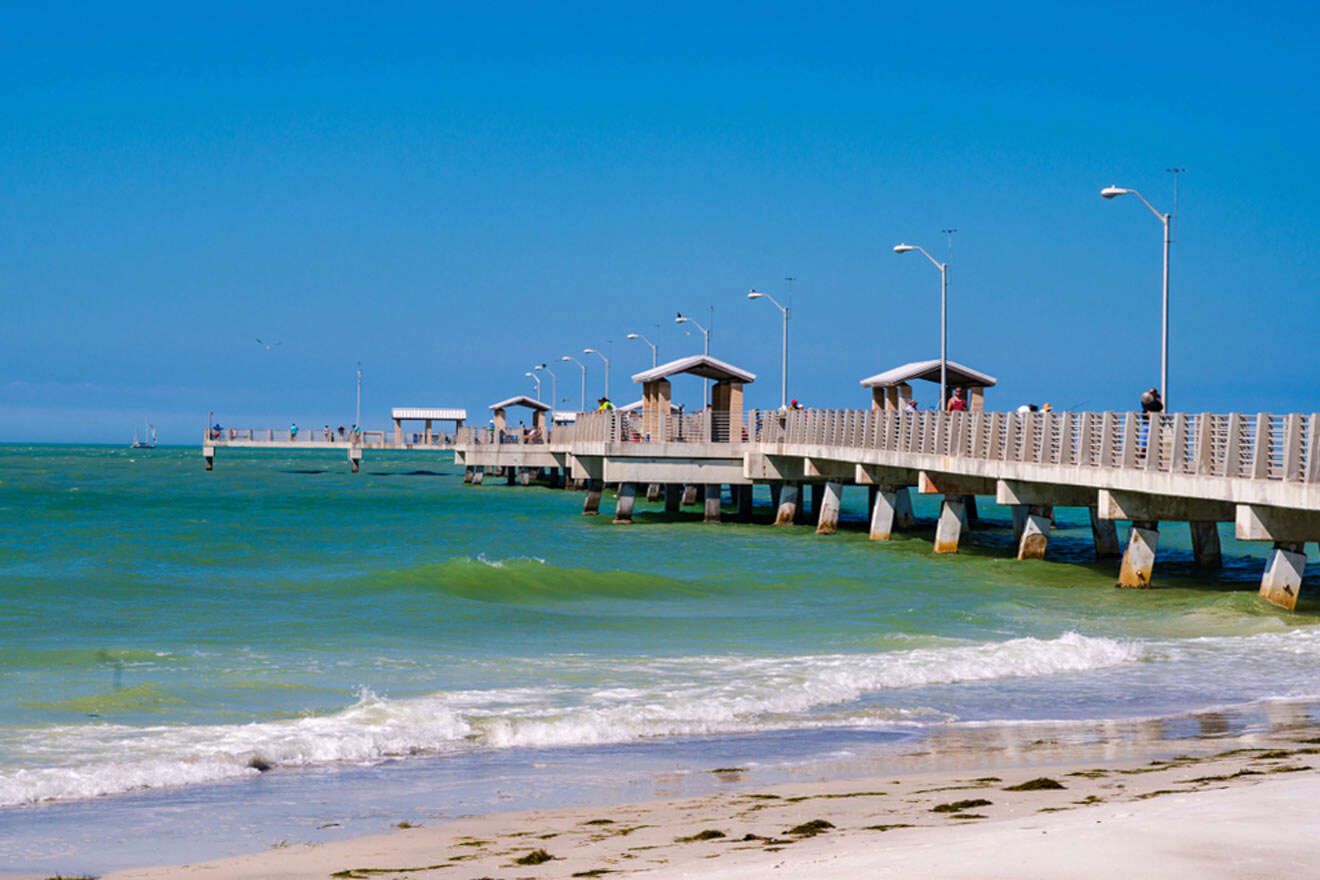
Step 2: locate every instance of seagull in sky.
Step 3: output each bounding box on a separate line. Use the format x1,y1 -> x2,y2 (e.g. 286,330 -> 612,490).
256,338 -> 282,350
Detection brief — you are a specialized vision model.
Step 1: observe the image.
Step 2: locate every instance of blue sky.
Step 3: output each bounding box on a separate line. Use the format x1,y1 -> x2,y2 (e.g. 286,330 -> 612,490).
3,2 -> 1318,441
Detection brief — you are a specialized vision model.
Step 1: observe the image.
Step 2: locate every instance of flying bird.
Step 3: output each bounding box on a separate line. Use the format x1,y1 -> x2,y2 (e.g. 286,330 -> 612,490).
256,339 -> 282,350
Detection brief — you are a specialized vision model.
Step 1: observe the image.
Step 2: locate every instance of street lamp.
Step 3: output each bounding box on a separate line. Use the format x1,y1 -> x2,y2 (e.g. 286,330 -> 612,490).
675,313 -> 709,354
534,364 -> 557,414
626,332 -> 658,368
524,371 -> 541,401
561,356 -> 586,412
893,242 -> 950,410
1102,182 -> 1175,409
583,348 -> 610,401
748,290 -> 788,409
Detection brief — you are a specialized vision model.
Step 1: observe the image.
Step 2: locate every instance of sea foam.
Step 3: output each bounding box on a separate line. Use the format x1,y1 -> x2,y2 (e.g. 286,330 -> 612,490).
0,631 -> 1141,807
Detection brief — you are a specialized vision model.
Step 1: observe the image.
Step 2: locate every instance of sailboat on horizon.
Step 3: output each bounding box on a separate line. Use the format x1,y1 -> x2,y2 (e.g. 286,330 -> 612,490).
131,422 -> 158,449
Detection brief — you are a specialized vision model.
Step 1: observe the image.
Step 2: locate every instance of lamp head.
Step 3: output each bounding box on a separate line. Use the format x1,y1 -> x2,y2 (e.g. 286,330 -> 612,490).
675,315 -> 689,324
893,244 -> 915,254
626,333 -> 639,339
560,355 -> 570,361
747,290 -> 763,299
583,348 -> 596,354
524,371 -> 534,378
1101,186 -> 1130,199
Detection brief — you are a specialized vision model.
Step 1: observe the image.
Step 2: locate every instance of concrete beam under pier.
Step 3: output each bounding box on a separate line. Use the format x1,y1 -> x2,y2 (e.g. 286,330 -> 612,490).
996,479 -> 1095,509
855,463 -> 919,487
1236,504 -> 1320,544
919,471 -> 997,498
1098,490 -> 1235,524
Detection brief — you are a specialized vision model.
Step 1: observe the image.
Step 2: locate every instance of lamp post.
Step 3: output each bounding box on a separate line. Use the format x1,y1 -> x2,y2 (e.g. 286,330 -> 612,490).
561,356 -> 586,412
675,313 -> 711,408
524,371 -> 541,401
354,362 -> 362,429
747,289 -> 788,409
583,348 -> 610,401
674,313 -> 709,354
893,242 -> 949,410
534,364 -> 558,414
626,332 -> 658,368
1102,180 -> 1177,409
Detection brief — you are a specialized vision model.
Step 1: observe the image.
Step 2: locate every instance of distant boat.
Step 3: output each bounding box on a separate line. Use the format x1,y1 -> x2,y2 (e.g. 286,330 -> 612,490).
131,423 -> 158,449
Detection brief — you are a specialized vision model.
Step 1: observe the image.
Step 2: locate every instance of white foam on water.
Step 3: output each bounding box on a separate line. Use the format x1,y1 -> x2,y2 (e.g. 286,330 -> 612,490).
0,631 -> 1147,807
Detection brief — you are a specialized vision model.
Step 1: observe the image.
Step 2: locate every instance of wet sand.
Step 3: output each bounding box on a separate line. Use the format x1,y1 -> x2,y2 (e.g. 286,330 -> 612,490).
90,720 -> 1320,880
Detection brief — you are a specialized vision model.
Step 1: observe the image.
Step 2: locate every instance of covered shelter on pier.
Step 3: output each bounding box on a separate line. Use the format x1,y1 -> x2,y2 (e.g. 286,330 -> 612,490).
860,360 -> 997,411
489,396 -> 553,433
631,354 -> 756,441
391,407 -> 467,444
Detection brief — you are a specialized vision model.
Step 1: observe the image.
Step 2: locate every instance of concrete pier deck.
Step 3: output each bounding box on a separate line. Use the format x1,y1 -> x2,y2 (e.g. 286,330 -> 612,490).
452,408 -> 1320,610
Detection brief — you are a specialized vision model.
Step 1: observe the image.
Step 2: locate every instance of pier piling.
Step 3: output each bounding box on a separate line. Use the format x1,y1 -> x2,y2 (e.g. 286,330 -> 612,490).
1260,542 -> 1307,609
934,497 -> 968,554
583,480 -> 602,515
1118,521 -> 1160,588
704,485 -> 722,523
613,483 -> 636,524
815,482 -> 843,535
774,483 -> 799,526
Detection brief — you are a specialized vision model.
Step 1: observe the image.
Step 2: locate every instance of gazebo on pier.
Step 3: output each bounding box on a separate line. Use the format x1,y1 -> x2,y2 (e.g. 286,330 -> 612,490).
489,396 -> 553,436
630,354 -> 756,441
860,359 -> 997,411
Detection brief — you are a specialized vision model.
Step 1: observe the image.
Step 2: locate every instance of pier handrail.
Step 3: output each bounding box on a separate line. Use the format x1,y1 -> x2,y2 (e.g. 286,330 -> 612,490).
739,409 -> 1320,484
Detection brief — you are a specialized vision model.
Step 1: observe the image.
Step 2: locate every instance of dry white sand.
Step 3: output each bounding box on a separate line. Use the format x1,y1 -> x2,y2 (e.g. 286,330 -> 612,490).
86,728 -> 1320,880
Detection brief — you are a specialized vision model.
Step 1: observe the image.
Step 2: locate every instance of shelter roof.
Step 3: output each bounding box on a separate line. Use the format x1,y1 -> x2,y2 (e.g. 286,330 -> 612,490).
860,359 -> 997,389
489,395 -> 553,412
631,354 -> 756,384
391,407 -> 467,421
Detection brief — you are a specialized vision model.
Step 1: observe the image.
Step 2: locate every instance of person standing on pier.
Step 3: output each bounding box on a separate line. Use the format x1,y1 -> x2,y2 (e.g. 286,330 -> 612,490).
1141,388 -> 1163,414
947,388 -> 967,411
289,422 -> 298,441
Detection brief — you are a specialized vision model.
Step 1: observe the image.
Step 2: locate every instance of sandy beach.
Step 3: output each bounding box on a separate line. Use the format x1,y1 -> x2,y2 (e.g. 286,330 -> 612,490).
80,721 -> 1320,880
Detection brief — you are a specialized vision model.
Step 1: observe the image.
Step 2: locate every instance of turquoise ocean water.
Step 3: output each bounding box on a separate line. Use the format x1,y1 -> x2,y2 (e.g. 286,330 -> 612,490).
2,444 -> 1319,871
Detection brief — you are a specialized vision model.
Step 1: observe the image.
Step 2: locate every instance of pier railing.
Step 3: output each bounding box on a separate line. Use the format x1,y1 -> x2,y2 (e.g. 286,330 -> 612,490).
751,409 -> 1320,484
535,409 -> 1320,484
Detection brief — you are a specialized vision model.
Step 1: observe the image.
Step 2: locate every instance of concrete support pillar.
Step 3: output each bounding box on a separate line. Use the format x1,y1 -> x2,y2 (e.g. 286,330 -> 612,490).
771,482 -> 783,511
1190,521 -> 1223,570
934,497 -> 968,554
1017,505 -> 1051,560
464,466 -> 474,484
681,485 -> 698,506
869,489 -> 899,541
665,483 -> 682,513
775,483 -> 799,526
506,467 -> 516,486
894,488 -> 916,529
1261,542 -> 1307,610
704,485 -> 722,523
349,447 -> 361,474
613,483 -> 636,525
519,468 -> 531,486
583,479 -> 603,515
816,482 -> 843,535
204,453 -> 214,471
809,484 -> 823,526
424,419 -> 433,443
472,467 -> 485,485
963,495 -> 979,529
646,483 -> 661,503
1117,521 -> 1160,589
1089,506 -> 1121,558
393,418 -> 403,444
1011,505 -> 1028,546
737,485 -> 754,522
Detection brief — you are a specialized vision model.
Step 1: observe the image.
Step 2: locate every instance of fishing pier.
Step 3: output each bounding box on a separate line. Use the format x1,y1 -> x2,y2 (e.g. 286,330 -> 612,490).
204,356 -> 1320,611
